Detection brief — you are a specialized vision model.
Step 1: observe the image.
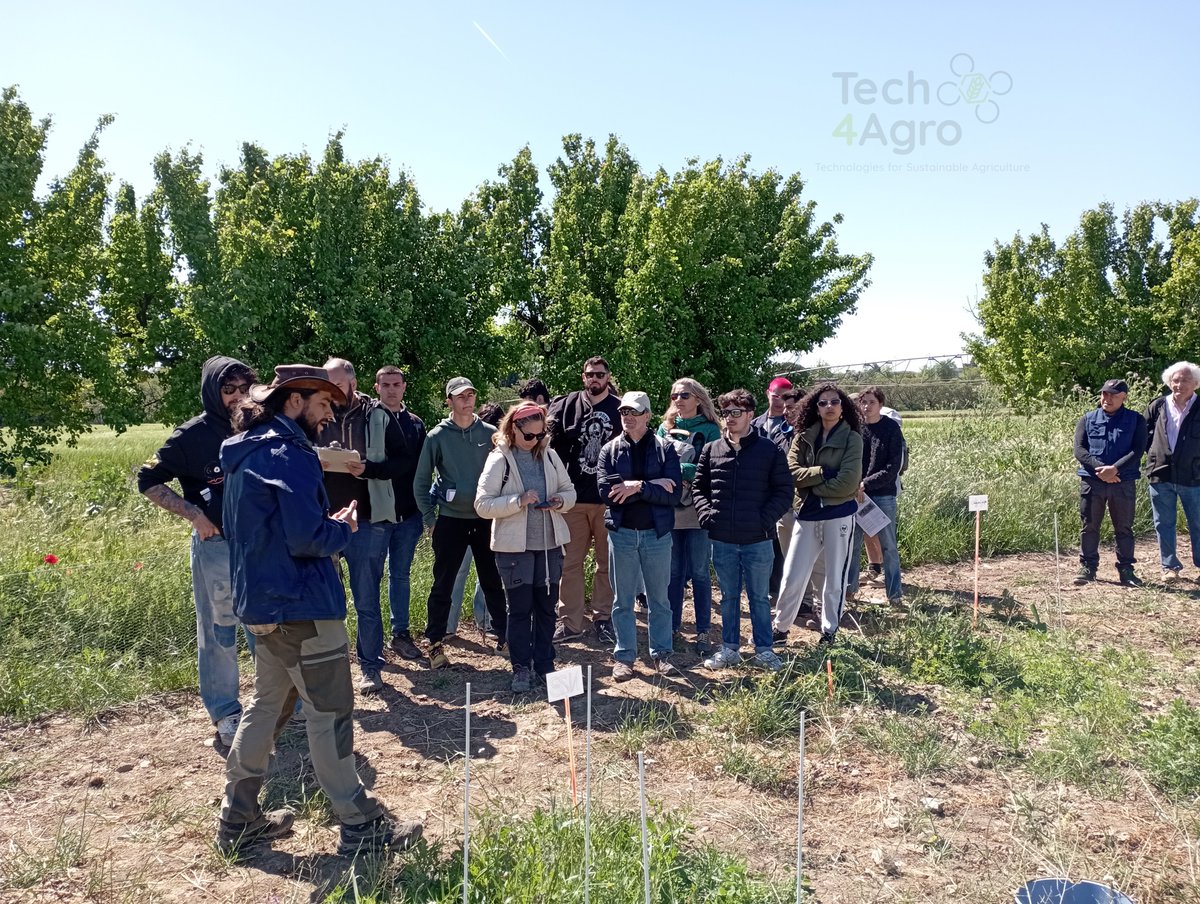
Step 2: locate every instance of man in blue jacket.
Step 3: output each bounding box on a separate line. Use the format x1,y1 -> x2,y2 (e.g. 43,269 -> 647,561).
216,364 -> 422,857
1072,379 -> 1147,587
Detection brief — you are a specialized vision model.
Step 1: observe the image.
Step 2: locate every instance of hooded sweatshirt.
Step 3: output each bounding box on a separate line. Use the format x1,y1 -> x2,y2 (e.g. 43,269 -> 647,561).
413,415 -> 498,526
136,355 -> 253,531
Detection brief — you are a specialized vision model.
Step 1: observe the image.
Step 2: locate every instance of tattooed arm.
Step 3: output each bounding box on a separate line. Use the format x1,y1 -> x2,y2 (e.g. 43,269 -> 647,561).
142,484 -> 220,539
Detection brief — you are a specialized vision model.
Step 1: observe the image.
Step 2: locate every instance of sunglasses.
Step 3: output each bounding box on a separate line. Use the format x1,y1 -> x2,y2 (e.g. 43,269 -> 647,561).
519,430 -> 547,441
584,371 -> 609,378
669,392 -> 692,401
719,408 -> 748,418
618,407 -> 645,416
817,398 -> 842,408
221,383 -> 252,396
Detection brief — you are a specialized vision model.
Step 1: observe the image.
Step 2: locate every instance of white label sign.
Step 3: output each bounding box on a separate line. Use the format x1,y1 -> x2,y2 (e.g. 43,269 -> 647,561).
968,494 -> 989,512
545,665 -> 584,703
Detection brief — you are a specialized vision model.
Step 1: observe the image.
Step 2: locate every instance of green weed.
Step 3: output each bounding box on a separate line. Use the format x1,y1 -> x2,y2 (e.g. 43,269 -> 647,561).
719,745 -> 791,794
1140,699 -> 1200,800
857,714 -> 954,777
614,699 -> 687,755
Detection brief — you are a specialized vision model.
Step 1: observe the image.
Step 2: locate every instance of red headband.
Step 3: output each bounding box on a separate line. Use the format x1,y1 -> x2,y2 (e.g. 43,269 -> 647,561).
511,402 -> 545,422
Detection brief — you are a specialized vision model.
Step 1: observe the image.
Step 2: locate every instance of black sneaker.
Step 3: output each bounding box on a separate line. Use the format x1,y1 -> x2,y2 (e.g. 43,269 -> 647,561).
554,622 -> 584,642
772,629 -> 789,646
216,808 -> 295,855
389,631 -> 422,661
817,630 -> 837,648
338,814 -> 424,857
595,619 -> 617,645
635,592 -> 648,612
1117,567 -> 1144,588
511,666 -> 533,693
1072,565 -> 1097,586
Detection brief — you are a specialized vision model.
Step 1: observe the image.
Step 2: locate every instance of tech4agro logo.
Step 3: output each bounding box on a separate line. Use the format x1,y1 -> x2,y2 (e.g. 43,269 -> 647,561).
832,53 -> 1013,154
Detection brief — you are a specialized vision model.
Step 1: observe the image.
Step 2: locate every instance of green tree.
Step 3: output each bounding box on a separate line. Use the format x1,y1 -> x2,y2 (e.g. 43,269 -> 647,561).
0,87 -> 143,471
966,201 -> 1194,402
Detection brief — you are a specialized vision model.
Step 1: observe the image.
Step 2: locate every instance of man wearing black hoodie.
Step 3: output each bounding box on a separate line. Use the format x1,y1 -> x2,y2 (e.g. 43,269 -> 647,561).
137,355 -> 256,748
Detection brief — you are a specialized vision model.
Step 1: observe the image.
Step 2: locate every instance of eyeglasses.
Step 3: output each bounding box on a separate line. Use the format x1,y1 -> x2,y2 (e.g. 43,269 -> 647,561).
221,383 -> 251,396
817,399 -> 842,408
618,407 -> 644,416
719,408 -> 748,418
584,371 -> 609,379
670,392 -> 692,401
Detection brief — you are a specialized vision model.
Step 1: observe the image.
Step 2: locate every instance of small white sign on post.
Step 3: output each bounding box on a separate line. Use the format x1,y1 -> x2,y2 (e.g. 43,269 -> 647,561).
968,494 -> 989,512
546,665 -> 584,703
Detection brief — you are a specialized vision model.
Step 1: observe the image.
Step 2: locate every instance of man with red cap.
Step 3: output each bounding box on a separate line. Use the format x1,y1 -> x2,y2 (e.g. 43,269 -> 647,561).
753,377 -> 793,439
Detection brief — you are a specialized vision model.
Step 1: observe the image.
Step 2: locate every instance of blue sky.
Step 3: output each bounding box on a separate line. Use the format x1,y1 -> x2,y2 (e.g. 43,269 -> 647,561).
5,1 -> 1196,371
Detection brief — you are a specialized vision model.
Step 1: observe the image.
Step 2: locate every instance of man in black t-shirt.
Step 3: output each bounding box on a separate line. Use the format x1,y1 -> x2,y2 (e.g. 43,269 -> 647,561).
548,356 -> 622,642
137,355 -> 256,748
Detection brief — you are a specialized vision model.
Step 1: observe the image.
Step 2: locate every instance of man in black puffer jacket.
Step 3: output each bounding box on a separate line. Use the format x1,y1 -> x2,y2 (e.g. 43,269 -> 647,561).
693,388 -> 793,672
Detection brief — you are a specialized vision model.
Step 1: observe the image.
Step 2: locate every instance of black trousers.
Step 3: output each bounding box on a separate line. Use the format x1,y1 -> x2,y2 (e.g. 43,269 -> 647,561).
1079,478 -> 1136,568
496,548 -> 564,675
426,516 -> 507,643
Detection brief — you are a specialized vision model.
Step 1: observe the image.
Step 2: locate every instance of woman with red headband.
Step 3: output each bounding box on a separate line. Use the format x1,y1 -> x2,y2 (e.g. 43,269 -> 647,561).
475,402 -> 577,692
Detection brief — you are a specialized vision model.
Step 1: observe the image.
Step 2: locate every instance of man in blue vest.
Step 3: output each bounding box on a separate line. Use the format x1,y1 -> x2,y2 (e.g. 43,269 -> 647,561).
1072,379 -> 1147,587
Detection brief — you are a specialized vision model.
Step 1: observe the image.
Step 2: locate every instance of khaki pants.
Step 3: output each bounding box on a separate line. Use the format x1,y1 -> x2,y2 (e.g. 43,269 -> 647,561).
221,619 -> 383,828
557,503 -> 613,632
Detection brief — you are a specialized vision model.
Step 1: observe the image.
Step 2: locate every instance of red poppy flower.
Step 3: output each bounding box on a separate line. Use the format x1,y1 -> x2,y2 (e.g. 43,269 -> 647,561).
43,554 -> 59,564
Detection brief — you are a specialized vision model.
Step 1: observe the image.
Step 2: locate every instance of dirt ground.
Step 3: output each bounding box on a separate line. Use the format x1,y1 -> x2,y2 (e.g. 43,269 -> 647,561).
3,538 -> 1199,903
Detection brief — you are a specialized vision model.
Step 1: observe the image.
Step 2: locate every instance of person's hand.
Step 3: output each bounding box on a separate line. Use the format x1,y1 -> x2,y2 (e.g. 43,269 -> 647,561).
1096,465 -> 1119,483
548,495 -> 564,510
333,499 -> 359,533
649,478 -> 676,493
856,485 -> 865,503
609,481 -> 639,503
344,459 -> 366,478
519,490 -> 539,508
192,512 -> 221,540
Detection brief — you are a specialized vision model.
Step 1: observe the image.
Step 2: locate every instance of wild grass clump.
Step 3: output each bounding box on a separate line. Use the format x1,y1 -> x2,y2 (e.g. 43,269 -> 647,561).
886,611 -> 1022,691
1139,699 -> 1200,800
319,806 -> 792,903
720,745 -> 791,794
857,714 -> 954,777
614,699 -> 687,755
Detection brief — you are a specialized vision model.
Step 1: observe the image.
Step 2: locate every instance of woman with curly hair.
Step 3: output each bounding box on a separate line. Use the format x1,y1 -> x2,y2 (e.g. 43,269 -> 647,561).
475,402 -> 577,692
771,381 -> 863,646
656,378 -> 722,652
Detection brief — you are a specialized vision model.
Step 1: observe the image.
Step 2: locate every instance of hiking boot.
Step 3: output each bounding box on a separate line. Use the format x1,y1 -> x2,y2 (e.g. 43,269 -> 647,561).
553,622 -> 584,642
216,808 -> 295,855
389,631 -> 422,661
358,668 -> 384,695
611,661 -> 635,682
1072,565 -> 1097,586
426,643 -> 449,669
703,646 -> 741,669
751,650 -> 785,672
595,619 -> 617,645
694,631 -> 713,655
511,666 -> 533,694
337,814 -> 423,857
653,655 -> 680,677
216,713 -> 241,747
772,629 -> 789,646
817,630 -> 837,648
1117,566 -> 1144,588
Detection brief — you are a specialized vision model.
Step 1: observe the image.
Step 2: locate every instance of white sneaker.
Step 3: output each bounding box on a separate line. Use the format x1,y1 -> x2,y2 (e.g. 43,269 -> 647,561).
751,650 -> 785,672
703,646 -> 742,669
216,713 -> 241,746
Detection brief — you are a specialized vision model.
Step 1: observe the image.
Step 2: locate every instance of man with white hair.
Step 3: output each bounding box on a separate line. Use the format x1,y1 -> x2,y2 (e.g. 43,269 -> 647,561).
1145,361 -> 1200,583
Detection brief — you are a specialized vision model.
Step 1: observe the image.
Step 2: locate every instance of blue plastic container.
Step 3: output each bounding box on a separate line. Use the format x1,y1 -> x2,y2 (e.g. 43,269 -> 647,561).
1014,878 -> 1134,904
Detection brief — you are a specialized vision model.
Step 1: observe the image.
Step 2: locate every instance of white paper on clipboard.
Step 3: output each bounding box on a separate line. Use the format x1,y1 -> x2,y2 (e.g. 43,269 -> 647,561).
317,446 -> 362,473
854,495 -> 891,538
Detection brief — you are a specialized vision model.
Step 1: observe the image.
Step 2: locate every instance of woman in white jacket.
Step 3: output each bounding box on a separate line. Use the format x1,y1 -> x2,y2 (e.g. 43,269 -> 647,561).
475,402 -> 576,692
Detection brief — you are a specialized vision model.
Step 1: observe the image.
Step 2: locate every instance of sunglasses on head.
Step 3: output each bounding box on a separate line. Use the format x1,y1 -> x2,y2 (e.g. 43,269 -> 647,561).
720,408 -> 748,418
221,383 -> 251,396
669,391 -> 692,401
584,371 -> 608,378
817,398 -> 842,408
618,407 -> 644,416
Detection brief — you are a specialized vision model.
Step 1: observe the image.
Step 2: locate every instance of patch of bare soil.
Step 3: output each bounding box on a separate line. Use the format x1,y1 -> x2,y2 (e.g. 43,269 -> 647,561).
2,538 -> 1199,903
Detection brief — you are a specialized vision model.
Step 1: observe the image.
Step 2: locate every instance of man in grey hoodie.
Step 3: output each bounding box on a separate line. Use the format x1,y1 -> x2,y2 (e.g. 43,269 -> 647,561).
137,355 -> 256,748
413,377 -> 507,668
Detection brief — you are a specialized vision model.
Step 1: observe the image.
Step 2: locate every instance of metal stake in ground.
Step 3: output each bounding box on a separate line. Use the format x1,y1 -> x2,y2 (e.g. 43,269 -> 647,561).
638,751 -> 651,904
463,682 -> 471,904
795,711 -> 806,904
584,665 -> 593,904
1053,511 -> 1063,626
969,495 -> 989,628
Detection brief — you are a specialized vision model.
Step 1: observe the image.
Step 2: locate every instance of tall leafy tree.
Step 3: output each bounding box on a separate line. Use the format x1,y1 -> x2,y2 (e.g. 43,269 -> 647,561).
0,88 -> 143,471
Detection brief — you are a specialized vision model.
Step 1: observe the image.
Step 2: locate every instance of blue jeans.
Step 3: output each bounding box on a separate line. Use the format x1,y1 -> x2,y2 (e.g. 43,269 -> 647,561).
710,539 -> 775,654
608,528 -> 674,663
668,529 -> 712,633
846,494 -> 902,600
386,515 -> 424,636
1148,482 -> 1200,570
448,548 -> 491,633
342,519 -> 391,671
192,533 -> 253,723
